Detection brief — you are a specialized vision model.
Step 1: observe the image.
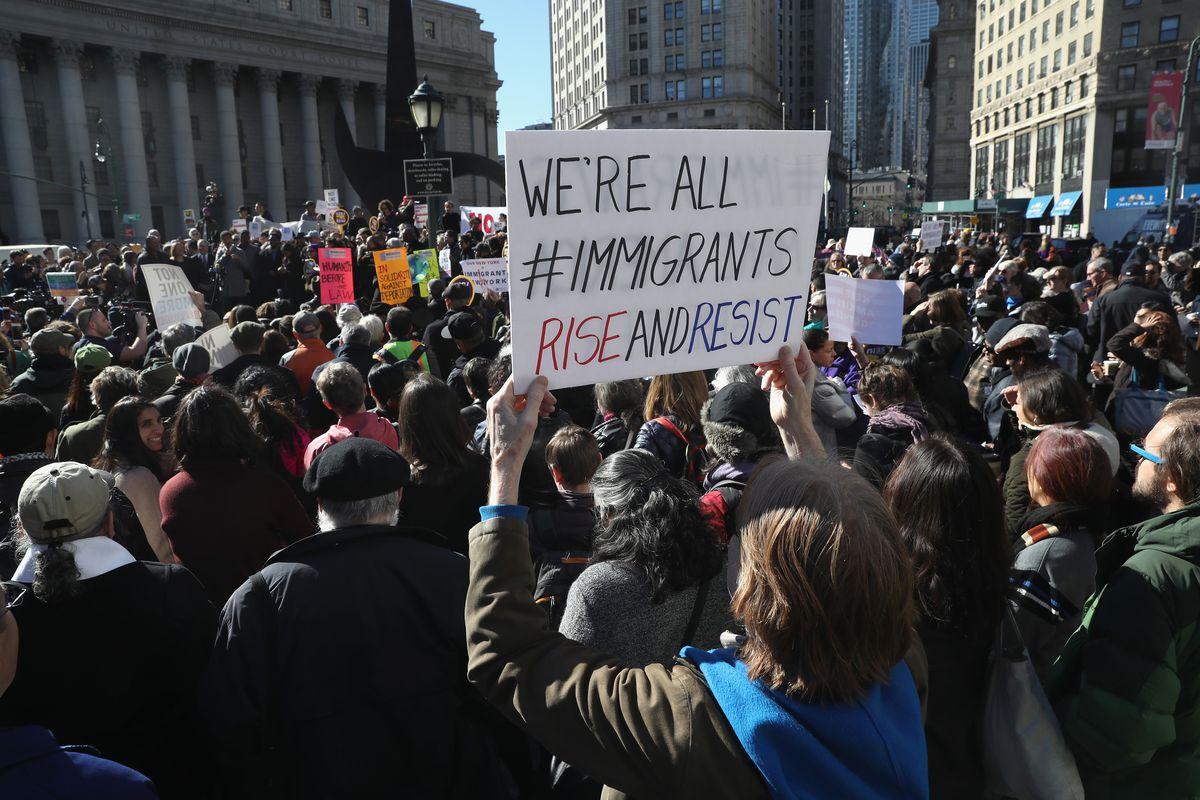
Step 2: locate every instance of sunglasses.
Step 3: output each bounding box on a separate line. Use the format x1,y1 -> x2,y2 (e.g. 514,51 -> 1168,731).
1130,442 -> 1162,465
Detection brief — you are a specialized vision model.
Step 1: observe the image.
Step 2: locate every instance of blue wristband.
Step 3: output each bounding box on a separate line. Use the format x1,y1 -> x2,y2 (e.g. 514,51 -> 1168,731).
480,504 -> 528,522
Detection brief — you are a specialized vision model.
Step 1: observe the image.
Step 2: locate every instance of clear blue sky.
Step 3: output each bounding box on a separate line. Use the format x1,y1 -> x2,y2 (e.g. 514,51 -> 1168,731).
473,1 -> 553,154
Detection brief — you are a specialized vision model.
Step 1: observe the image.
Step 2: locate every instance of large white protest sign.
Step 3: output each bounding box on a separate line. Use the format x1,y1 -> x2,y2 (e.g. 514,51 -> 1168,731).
506,129 -> 829,389
824,274 -> 904,346
845,227 -> 876,257
462,257 -> 509,293
323,188 -> 340,206
141,263 -> 203,330
195,324 -> 238,370
460,206 -> 507,235
919,220 -> 944,252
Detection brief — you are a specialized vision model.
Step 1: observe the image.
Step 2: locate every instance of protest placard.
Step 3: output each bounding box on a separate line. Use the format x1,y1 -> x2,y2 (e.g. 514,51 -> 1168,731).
315,200 -> 335,217
248,220 -> 263,240
505,129 -> 829,389
142,263 -> 204,330
438,248 -> 451,275
919,220 -> 944,252
45,272 -> 79,298
408,249 -> 439,294
195,324 -> 238,370
231,219 -> 247,234
414,202 -> 428,229
460,206 -> 507,235
844,227 -> 876,258
461,257 -> 509,294
280,225 -> 295,241
824,274 -> 904,346
324,188 -> 340,206
373,248 -> 413,304
182,208 -> 197,228
318,247 -> 354,304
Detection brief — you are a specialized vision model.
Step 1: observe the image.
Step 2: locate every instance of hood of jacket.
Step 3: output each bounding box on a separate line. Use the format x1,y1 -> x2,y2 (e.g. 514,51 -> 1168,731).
1133,502 -> 1200,568
17,354 -> 74,387
681,647 -> 928,799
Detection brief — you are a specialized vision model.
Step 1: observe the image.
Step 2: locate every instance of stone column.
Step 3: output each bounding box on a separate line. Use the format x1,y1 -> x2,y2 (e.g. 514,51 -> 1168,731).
373,82 -> 386,150
336,79 -> 361,209
212,62 -> 243,222
52,39 -> 100,242
256,68 -> 286,221
110,48 -> 153,239
0,32 -> 45,242
162,56 -> 199,232
297,74 -> 323,204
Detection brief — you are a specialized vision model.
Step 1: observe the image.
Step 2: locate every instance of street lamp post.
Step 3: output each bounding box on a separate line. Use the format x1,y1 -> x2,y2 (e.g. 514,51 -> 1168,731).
93,117 -> 120,240
408,75 -> 445,253
1165,34 -> 1200,245
78,159 -> 91,239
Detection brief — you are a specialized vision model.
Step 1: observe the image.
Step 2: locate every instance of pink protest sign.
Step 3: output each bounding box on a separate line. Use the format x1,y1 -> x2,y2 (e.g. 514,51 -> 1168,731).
318,247 -> 354,304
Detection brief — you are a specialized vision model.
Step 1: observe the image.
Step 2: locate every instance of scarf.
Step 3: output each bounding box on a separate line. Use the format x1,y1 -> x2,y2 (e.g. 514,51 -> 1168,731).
867,402 -> 929,444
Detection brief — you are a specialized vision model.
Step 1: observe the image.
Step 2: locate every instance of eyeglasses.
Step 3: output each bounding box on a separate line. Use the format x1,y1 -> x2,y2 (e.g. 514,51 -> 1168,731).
1130,442 -> 1162,465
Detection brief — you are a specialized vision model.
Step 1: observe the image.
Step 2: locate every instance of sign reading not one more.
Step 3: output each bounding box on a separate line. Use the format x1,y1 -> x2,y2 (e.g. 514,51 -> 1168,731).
505,128 -> 830,391
403,158 -> 454,196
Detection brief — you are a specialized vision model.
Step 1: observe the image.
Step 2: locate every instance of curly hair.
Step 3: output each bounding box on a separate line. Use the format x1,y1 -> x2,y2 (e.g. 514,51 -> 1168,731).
591,449 -> 723,603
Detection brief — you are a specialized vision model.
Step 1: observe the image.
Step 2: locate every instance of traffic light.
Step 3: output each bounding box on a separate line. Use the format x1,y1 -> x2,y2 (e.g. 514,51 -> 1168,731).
861,201 -> 867,208
906,177 -> 913,189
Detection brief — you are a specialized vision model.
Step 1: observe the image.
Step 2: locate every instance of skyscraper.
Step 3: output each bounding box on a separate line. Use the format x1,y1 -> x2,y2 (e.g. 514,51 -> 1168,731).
844,0 -> 894,171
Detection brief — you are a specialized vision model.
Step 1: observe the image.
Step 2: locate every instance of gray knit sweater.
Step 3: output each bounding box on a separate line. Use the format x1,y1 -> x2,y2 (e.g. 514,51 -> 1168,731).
559,559 -> 734,667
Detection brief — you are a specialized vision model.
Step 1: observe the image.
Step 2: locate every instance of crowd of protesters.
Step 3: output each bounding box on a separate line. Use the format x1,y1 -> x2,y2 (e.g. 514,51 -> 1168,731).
0,199 -> 1199,799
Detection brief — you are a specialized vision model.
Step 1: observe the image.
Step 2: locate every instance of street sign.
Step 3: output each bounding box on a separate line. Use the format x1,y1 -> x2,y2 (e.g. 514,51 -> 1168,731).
122,213 -> 141,223
403,158 -> 454,196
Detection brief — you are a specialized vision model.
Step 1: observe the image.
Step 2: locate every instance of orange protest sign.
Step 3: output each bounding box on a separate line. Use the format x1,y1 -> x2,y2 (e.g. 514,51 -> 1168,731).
373,247 -> 413,304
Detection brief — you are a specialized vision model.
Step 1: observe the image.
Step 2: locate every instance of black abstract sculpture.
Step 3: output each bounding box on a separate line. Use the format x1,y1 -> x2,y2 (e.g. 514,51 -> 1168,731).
334,0 -> 506,210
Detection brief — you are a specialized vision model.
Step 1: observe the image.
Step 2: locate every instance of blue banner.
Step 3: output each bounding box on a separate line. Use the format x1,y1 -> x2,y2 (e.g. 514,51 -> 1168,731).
1050,191 -> 1082,217
1105,183 -> 1200,209
1025,195 -> 1054,218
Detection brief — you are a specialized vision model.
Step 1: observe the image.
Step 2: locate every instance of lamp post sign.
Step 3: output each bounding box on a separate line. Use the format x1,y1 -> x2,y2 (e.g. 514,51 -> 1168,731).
403,158 -> 454,196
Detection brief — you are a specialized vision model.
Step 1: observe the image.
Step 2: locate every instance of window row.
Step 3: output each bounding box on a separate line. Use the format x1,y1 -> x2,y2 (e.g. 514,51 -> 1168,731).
628,75 -> 723,104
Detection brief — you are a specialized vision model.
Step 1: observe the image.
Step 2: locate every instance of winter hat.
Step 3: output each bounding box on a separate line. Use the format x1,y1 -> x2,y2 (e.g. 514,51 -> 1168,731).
701,382 -> 780,464
995,323 -> 1051,355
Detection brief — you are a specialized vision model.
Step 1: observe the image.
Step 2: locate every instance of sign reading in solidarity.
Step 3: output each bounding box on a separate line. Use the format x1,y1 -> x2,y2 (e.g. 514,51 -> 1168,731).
318,247 -> 354,304
461,257 -> 509,294
824,274 -> 904,346
373,248 -> 413,304
142,263 -> 204,330
505,129 -> 829,390
460,206 -> 506,235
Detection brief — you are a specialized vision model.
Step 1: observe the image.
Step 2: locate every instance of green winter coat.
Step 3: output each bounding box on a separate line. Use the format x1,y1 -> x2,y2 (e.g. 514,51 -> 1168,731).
1047,502 -> 1200,799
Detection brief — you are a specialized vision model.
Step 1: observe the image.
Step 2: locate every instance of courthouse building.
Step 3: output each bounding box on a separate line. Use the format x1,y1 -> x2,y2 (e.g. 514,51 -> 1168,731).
0,0 -> 501,244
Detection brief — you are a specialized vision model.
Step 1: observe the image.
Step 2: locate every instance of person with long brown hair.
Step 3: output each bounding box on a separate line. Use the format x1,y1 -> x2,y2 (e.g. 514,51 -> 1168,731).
634,370 -> 709,481
395,373 -> 488,554
1106,307 -> 1190,393
885,434 -> 1011,799
464,347 -> 929,797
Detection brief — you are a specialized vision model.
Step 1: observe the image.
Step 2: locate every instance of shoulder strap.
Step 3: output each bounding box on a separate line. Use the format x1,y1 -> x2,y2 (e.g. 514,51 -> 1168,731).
623,426 -> 636,450
678,577 -> 712,650
653,416 -> 689,445
709,478 -> 747,493
406,342 -> 426,364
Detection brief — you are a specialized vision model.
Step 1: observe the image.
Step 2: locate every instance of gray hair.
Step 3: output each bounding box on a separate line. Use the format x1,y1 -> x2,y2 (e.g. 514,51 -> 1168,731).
90,366 -> 139,412
160,323 -> 196,357
712,365 -> 759,391
359,314 -> 385,346
340,322 -> 372,347
316,361 -> 365,415
317,492 -> 399,531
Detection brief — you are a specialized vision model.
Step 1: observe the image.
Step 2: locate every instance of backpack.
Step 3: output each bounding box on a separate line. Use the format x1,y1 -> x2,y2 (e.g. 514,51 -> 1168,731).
652,416 -> 706,484
533,550 -> 590,631
698,478 -> 747,545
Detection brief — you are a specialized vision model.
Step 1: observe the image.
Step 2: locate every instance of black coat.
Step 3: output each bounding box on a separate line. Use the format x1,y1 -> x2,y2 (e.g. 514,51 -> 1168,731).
210,353 -> 271,389
154,377 -> 200,422
0,560 -> 216,798
202,523 -> 534,799
1085,281 -> 1171,363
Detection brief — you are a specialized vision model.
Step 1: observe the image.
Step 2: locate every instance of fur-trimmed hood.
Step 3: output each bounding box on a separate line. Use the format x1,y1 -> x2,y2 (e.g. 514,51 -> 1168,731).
701,395 -> 782,465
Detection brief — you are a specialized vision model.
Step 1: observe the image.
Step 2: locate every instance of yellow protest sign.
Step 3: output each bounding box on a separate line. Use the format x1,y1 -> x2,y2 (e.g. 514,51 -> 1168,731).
373,247 -> 413,304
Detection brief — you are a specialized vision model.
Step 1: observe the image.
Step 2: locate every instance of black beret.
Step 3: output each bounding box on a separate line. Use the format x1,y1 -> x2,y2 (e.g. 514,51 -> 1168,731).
302,437 -> 410,500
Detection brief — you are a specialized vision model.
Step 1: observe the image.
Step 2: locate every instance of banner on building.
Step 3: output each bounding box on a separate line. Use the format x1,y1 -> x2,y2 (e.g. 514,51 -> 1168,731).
373,248 -> 413,305
504,128 -> 829,390
318,247 -> 355,304
142,263 -> 203,330
1145,71 -> 1183,150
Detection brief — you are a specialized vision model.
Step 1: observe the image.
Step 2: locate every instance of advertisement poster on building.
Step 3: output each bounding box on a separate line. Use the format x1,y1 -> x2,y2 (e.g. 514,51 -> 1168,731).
1145,71 -> 1182,150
